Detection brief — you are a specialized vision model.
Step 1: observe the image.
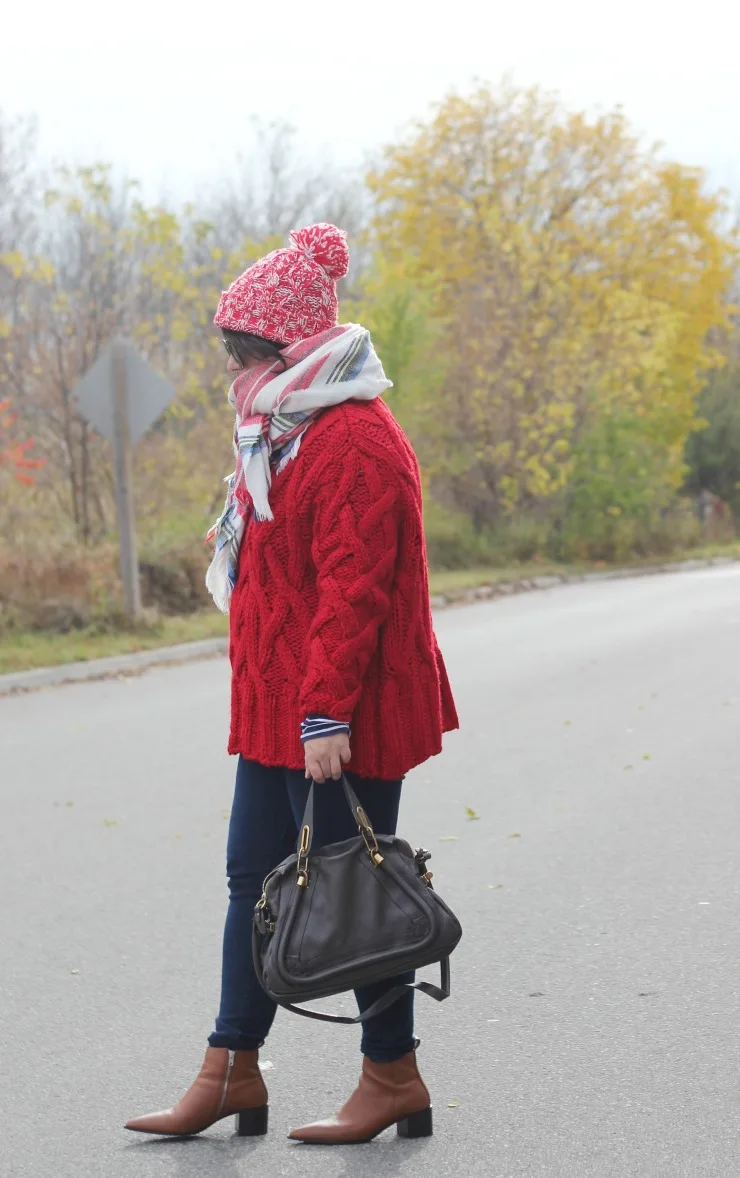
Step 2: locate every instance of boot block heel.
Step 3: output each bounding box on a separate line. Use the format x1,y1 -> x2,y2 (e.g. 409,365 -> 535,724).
397,1106 -> 433,1139
235,1105 -> 269,1137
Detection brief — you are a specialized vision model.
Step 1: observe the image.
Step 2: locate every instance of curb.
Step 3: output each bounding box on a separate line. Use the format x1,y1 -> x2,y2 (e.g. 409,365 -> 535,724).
0,637 -> 228,698
430,555 -> 738,610
1,555 -> 737,698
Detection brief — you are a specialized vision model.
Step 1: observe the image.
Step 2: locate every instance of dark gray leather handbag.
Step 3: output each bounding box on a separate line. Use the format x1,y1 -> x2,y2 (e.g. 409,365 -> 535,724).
252,776 -> 463,1024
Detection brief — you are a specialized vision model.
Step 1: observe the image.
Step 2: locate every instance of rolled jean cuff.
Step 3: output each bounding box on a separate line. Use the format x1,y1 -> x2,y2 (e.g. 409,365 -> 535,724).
208,1031 -> 264,1052
360,1036 -> 418,1064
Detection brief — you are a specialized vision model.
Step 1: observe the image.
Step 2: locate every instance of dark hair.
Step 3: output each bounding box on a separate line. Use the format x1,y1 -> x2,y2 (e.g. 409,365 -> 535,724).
222,329 -> 287,371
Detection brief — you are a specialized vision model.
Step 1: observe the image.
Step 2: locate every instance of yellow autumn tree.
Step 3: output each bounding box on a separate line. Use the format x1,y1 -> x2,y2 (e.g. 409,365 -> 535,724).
368,82 -> 736,544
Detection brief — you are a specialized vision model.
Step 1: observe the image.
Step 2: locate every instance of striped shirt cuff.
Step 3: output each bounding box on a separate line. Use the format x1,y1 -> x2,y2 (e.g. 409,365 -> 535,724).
301,715 -> 351,744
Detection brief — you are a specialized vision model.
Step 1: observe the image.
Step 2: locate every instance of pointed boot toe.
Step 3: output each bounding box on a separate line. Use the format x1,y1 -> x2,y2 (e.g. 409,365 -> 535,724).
288,1119 -> 349,1144
125,1109 -> 188,1136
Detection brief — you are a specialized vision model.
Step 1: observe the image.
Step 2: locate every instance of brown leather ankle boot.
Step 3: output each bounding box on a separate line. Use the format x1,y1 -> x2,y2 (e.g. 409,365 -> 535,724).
125,1047 -> 268,1137
288,1049 -> 431,1144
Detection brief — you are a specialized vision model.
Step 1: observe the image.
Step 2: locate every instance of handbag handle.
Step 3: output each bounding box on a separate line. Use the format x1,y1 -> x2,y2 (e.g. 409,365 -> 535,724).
296,775 -> 384,870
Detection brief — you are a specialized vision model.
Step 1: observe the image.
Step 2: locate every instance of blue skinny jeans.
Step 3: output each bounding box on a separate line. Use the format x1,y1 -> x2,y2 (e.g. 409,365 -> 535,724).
208,757 -> 415,1063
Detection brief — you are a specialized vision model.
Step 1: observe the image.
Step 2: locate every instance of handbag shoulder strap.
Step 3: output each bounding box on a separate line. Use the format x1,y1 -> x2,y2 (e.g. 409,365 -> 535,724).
270,957 -> 452,1026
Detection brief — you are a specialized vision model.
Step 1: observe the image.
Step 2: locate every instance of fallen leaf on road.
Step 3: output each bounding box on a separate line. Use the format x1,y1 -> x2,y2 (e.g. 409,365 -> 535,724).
439,836 -> 459,842
465,807 -> 481,821
642,754 -> 652,761
624,765 -> 633,771
447,1101 -> 460,1109
65,801 -> 74,808
489,884 -> 503,889
69,969 -> 80,975
509,833 -> 521,839
529,991 -> 545,997
103,819 -> 120,827
564,720 -> 572,726
222,810 -> 230,820
174,834 -> 183,839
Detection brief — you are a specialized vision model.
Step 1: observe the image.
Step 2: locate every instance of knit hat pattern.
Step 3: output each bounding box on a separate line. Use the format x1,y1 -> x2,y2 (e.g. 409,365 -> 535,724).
214,223 -> 350,346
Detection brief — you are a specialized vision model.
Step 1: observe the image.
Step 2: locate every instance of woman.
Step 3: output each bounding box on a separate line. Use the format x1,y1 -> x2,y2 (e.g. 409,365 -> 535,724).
125,223 -> 458,1144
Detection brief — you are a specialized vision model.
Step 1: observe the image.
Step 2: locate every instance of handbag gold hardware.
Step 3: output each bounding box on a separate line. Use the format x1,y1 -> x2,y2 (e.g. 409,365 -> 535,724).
296,823 -> 311,887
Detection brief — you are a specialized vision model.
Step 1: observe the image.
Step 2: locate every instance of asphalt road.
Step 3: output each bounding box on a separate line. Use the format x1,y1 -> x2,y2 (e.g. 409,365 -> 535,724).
3,567 -> 740,1178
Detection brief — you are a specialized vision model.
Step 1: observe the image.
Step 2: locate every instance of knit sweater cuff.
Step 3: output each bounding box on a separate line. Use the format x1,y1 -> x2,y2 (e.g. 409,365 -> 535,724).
301,715 -> 351,744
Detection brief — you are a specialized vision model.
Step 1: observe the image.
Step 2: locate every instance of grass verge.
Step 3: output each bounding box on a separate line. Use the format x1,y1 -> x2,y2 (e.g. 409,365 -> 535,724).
2,542 -> 739,676
0,611 -> 228,676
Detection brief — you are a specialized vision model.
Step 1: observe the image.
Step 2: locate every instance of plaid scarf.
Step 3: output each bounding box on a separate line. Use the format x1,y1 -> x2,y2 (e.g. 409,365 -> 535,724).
205,323 -> 391,613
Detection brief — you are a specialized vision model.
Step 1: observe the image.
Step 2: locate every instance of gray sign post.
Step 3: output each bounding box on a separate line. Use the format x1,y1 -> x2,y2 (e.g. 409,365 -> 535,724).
71,340 -> 176,618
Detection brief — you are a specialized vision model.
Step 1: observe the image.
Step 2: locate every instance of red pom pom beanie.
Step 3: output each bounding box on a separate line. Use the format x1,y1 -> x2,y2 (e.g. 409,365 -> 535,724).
214,223 -> 351,346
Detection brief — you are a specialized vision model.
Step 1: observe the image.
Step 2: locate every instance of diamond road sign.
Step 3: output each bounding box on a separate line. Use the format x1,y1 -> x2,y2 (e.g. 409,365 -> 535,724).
71,340 -> 175,444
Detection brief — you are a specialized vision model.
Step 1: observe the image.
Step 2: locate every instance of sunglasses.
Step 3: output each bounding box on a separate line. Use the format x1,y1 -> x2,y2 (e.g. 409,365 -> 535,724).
222,339 -> 244,366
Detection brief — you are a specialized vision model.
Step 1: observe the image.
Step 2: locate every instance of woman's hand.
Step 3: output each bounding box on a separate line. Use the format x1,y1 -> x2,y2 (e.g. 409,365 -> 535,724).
304,733 -> 351,783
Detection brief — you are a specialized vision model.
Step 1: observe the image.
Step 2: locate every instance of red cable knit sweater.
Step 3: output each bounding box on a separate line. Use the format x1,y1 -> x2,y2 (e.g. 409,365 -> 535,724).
228,397 -> 459,780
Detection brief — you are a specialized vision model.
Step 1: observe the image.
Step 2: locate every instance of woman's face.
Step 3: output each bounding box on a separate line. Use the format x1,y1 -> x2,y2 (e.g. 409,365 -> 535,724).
223,339 -> 266,374
226,352 -> 265,375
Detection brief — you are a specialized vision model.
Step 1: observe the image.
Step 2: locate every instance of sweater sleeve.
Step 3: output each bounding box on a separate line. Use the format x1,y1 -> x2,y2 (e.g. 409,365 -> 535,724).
299,448 -> 400,723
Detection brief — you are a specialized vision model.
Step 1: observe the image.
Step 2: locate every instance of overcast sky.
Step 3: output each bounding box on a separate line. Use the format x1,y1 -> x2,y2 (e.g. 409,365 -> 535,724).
2,0 -> 738,202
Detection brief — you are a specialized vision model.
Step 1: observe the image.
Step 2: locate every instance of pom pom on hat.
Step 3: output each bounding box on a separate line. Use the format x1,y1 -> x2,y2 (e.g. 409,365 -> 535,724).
289,223 -> 350,281
214,222 -> 350,345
